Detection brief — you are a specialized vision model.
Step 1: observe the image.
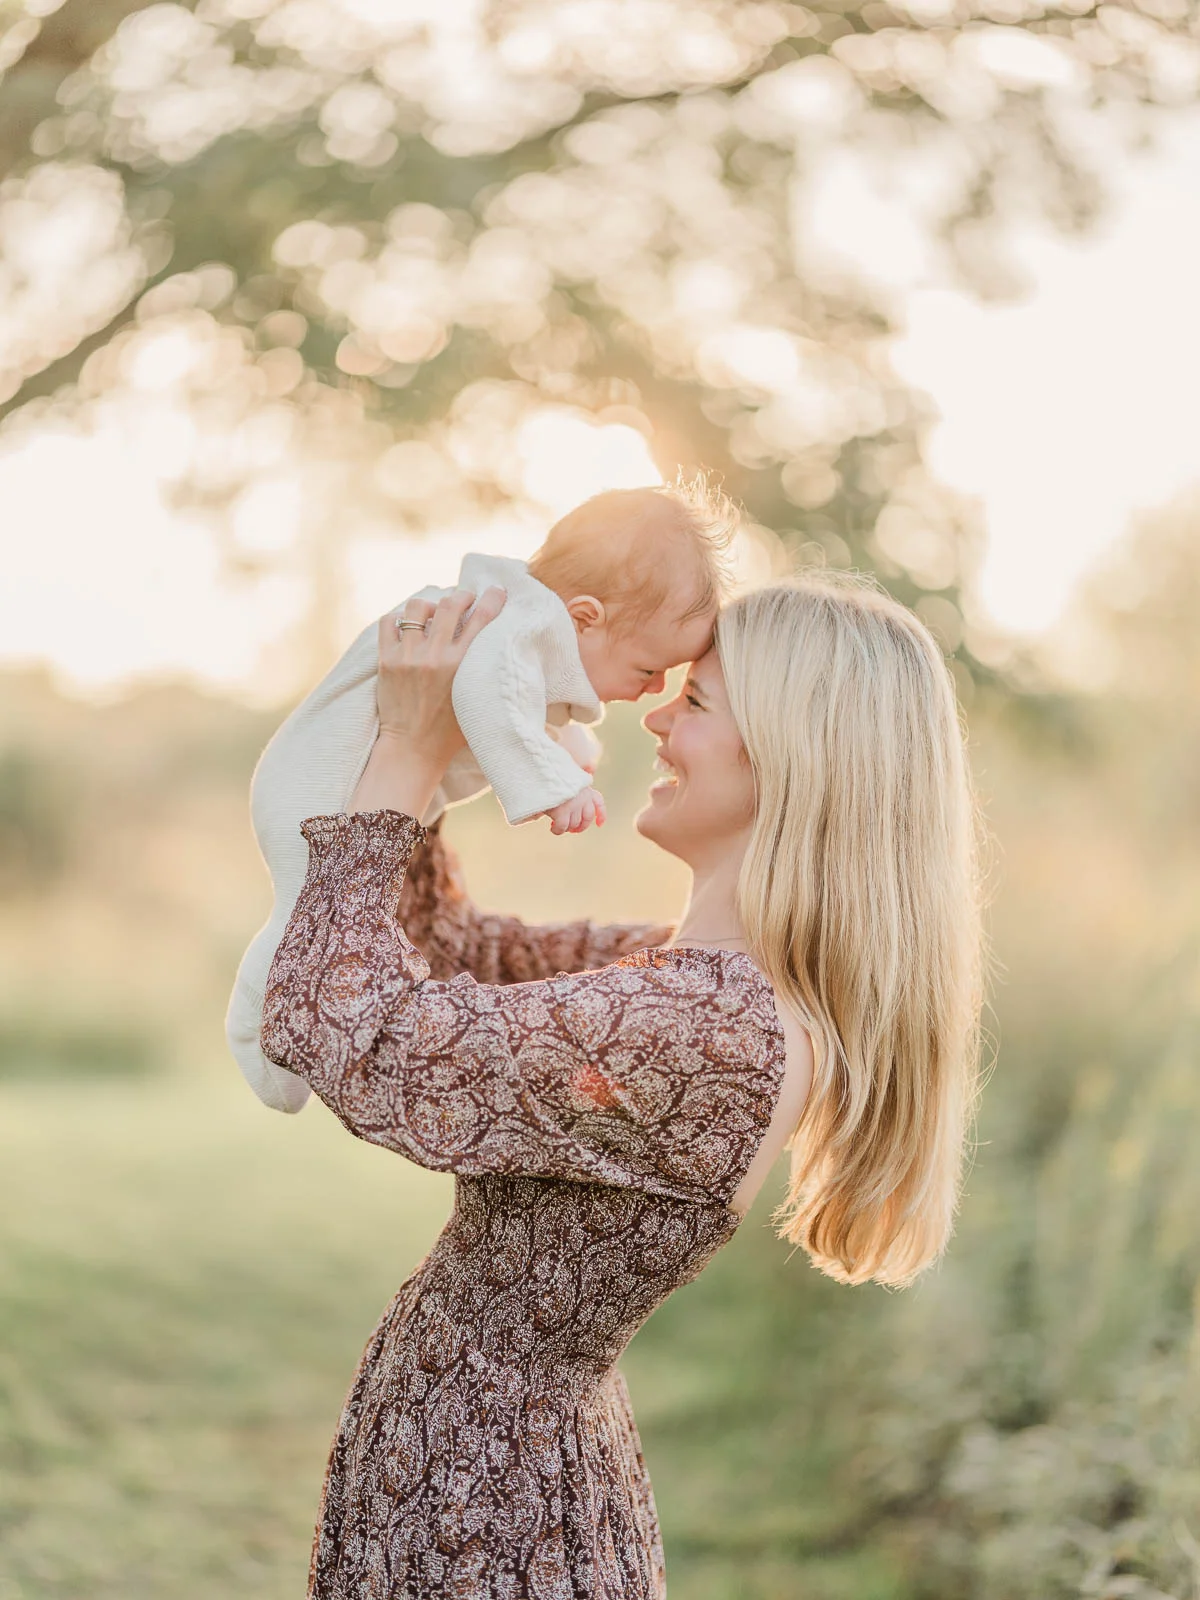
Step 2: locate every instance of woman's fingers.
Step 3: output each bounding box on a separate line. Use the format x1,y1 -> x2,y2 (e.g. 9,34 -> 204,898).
455,585 -> 507,652
381,585 -> 505,663
426,589 -> 475,647
380,598 -> 434,657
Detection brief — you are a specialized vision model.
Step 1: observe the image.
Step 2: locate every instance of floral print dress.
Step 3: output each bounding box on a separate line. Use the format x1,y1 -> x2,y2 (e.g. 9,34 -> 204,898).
260,809 -> 787,1599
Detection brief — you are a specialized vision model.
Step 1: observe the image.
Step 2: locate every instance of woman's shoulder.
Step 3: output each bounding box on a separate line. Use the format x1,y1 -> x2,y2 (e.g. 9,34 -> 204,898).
617,940 -> 776,994
564,946 -> 789,1195
571,943 -> 787,1074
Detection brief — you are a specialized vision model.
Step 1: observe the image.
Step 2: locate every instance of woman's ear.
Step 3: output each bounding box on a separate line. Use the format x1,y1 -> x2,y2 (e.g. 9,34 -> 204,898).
565,594 -> 607,633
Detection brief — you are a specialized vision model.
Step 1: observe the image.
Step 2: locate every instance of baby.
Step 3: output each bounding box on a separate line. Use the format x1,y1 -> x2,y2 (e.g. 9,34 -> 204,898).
226,477 -> 736,1112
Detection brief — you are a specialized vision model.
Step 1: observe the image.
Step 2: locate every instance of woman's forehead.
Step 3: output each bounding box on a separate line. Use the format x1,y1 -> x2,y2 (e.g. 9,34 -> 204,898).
687,647 -> 728,702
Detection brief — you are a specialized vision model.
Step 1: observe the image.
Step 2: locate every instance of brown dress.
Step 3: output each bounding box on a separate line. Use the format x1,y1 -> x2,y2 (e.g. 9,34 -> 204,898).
260,809 -> 786,1599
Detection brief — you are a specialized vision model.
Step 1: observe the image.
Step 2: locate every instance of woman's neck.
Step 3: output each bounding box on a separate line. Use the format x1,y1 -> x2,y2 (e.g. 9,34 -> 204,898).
671,855 -> 748,951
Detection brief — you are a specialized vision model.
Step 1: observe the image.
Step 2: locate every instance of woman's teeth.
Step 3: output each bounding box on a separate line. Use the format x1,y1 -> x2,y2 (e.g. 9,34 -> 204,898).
653,756 -> 678,786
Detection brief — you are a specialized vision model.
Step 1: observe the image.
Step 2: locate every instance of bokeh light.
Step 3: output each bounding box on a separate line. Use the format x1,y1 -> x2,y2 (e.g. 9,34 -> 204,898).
4,4 -> 1200,1597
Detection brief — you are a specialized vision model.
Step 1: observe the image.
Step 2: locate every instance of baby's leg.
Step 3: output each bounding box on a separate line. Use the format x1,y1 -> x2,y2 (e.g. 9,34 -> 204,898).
229,590 -> 470,1110
227,619 -> 385,1112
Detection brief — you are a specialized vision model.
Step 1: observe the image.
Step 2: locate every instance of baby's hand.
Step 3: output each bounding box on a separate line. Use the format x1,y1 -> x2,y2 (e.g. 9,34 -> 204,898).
545,786 -> 607,836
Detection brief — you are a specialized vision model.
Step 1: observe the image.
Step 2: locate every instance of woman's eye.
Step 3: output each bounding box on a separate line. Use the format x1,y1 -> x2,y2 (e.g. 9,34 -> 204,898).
685,693 -> 702,709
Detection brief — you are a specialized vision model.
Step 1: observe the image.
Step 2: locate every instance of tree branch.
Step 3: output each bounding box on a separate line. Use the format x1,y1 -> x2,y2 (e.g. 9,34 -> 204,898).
0,0 -> 169,174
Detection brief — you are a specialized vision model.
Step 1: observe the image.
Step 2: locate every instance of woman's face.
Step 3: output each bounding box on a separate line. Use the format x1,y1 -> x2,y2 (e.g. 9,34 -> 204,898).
636,647 -> 756,868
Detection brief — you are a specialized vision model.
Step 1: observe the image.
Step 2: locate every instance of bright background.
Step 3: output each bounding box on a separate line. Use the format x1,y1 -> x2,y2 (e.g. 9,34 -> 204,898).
5,109 -> 1200,698
3,3 -> 1200,1598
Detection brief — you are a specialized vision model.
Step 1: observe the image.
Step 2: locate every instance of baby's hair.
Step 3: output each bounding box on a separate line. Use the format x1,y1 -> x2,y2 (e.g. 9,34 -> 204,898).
528,471 -> 738,632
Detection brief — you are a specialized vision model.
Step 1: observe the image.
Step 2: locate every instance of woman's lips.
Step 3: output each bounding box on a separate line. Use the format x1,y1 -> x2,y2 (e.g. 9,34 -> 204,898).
649,754 -> 678,792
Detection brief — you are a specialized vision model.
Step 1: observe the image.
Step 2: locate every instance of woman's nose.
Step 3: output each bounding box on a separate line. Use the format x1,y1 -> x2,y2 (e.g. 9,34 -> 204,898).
642,700 -> 672,735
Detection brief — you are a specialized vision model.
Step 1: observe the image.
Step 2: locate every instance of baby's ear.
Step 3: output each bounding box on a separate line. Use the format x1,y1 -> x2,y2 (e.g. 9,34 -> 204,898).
565,594 -> 606,632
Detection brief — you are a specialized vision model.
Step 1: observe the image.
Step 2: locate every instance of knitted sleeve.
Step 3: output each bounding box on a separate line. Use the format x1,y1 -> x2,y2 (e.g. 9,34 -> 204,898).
451,616 -> 593,824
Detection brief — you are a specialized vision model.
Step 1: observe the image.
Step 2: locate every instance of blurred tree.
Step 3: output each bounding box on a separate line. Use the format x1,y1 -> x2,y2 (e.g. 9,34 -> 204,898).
0,744 -> 71,893
833,497 -> 1200,1600
0,0 -> 1196,681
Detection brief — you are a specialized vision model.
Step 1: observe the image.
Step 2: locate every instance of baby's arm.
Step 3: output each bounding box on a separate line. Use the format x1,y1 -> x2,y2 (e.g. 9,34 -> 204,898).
550,720 -> 601,778
451,619 -> 595,825
542,723 -> 606,835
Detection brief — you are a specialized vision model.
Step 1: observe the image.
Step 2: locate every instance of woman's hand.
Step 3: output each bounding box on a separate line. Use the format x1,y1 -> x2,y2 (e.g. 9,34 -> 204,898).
377,587 -> 507,763
350,585 -> 507,818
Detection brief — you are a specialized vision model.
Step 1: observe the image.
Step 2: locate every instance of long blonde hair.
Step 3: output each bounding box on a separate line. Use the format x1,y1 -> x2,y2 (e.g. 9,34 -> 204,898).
715,574 -> 985,1288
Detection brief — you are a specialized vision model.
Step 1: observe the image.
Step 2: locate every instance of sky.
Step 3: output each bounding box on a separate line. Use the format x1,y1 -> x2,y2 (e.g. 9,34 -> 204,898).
2,106 -> 1199,701
891,108 -> 1200,635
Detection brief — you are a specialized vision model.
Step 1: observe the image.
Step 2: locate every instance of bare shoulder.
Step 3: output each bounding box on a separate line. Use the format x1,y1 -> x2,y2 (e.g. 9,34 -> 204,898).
764,990 -> 814,1131
726,985 -> 814,1220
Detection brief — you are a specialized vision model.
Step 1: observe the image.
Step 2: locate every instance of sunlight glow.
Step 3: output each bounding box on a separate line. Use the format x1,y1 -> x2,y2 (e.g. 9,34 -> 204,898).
4,104 -> 1200,697
0,406 -> 667,701
892,114 -> 1200,633
0,429 -> 305,698
516,412 -> 661,514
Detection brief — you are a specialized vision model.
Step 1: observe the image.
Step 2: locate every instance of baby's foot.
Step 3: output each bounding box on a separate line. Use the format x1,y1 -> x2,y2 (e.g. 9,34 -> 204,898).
545,786 -> 607,836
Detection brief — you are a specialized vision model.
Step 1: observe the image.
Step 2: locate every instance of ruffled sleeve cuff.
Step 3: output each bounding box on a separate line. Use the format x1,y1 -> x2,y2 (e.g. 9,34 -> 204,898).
296,809 -> 427,915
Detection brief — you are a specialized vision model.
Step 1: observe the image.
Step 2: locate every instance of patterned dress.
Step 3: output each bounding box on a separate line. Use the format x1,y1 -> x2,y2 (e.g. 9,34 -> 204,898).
261,809 -> 787,1599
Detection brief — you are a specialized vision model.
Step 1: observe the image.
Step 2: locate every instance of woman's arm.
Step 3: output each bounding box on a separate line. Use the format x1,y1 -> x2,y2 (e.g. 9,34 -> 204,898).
353,589 -> 670,983
260,808 -> 782,1201
395,822 -> 672,985
350,725 -> 445,822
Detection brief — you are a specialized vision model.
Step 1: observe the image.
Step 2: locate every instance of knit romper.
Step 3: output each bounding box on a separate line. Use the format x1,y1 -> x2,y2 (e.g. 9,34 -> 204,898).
228,551 -> 601,1114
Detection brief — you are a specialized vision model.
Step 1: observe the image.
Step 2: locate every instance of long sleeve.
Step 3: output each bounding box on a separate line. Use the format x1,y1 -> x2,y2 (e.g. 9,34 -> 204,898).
259,811 -> 783,1204
225,587 -> 484,1116
451,622 -> 594,825
395,819 -> 673,986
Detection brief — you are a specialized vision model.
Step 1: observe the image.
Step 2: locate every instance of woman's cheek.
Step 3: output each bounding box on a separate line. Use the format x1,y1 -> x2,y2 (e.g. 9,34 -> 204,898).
716,735 -> 754,827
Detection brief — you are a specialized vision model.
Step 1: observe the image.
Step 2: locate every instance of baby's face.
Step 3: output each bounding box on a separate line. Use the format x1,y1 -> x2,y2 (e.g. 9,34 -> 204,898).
576,599 -> 716,702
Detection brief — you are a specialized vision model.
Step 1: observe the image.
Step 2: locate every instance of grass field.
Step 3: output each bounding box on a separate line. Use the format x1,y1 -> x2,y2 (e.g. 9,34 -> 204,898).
0,1061 -> 910,1600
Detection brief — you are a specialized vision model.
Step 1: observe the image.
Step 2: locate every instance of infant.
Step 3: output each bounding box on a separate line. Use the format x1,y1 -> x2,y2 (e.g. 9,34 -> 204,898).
226,478 -> 735,1112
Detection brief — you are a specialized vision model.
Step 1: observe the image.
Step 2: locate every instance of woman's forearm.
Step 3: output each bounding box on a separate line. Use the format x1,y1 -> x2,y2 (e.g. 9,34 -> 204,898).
348,586 -> 504,819
349,730 -> 444,818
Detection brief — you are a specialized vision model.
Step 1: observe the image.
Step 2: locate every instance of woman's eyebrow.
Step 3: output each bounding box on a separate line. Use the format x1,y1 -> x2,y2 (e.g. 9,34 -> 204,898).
685,677 -> 708,701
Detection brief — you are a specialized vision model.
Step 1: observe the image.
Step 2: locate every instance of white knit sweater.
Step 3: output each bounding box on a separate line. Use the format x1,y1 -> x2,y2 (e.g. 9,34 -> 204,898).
225,552 -> 601,1113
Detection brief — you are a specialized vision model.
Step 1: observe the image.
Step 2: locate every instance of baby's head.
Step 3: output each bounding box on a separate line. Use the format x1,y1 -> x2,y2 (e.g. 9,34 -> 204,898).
528,475 -> 737,702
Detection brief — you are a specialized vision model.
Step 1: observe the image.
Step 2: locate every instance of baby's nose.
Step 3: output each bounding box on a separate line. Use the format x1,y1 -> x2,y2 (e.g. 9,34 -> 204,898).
641,672 -> 666,697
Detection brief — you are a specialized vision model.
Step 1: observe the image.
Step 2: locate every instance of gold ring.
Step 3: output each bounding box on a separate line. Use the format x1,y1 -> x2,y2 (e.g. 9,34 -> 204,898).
395,618 -> 426,633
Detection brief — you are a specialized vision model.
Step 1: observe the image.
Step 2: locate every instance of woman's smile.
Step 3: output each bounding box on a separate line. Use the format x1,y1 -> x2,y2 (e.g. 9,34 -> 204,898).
650,751 -> 679,792
635,648 -> 758,861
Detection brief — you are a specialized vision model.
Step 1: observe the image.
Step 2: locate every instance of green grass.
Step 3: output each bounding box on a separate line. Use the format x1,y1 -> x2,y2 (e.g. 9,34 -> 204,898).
0,1069 -> 452,1600
0,1016 -> 163,1082
0,1065 -> 907,1600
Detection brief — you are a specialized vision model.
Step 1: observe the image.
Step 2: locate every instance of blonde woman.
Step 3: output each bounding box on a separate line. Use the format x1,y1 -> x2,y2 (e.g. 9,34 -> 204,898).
260,572 -> 984,1599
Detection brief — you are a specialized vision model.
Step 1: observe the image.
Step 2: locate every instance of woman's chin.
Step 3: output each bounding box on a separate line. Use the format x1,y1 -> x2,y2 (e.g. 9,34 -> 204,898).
634,783 -> 676,843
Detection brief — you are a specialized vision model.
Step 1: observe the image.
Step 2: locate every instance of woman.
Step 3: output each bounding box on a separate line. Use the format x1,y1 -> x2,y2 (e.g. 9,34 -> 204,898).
260,572 -> 983,1598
